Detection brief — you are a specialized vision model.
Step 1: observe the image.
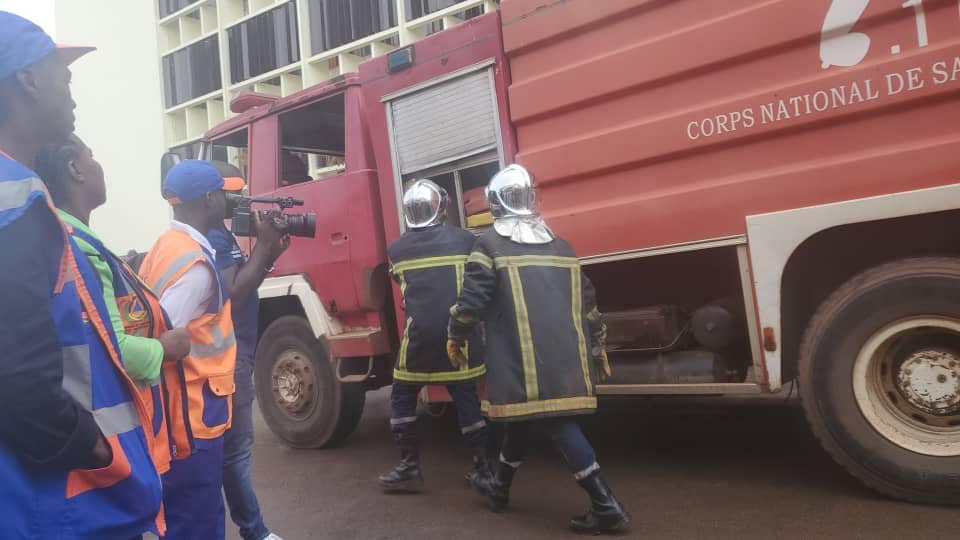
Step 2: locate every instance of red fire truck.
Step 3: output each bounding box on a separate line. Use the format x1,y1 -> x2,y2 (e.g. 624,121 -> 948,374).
194,0 -> 960,504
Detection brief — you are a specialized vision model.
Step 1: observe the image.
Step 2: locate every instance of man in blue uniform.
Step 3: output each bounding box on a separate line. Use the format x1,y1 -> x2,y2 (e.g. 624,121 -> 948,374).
0,11 -> 164,538
207,161 -> 287,540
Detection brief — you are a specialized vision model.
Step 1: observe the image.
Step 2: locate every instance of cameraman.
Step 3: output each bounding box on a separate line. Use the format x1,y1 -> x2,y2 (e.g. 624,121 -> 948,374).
207,161 -> 288,540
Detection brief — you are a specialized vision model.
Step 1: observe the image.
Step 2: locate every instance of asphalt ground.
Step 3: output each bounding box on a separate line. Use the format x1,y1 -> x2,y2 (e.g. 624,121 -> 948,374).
240,388 -> 958,539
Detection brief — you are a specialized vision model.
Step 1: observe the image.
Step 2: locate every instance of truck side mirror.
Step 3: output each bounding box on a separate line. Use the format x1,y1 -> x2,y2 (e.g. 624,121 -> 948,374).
160,152 -> 181,195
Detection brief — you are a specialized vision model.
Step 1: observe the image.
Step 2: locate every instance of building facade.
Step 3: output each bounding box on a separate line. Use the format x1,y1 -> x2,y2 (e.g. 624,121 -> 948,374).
158,0 -> 500,160
55,0 -> 168,252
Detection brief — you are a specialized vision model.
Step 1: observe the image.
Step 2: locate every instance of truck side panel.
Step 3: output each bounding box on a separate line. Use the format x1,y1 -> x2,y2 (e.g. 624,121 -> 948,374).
501,0 -> 960,258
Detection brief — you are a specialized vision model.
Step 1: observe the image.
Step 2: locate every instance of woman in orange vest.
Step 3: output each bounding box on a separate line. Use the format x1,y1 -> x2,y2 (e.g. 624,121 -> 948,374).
35,135 -> 191,478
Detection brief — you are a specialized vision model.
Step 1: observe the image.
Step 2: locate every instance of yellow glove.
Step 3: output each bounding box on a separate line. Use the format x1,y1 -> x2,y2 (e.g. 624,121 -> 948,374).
595,348 -> 611,382
447,339 -> 467,369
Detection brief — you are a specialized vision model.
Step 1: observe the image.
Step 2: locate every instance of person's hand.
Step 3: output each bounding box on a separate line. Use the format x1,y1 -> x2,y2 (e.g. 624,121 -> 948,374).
89,435 -> 112,469
447,339 -> 467,369
254,211 -> 291,262
159,328 -> 190,362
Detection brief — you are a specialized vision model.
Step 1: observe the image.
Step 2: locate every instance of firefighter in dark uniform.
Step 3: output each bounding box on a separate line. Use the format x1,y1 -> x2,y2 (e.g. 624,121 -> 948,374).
378,179 -> 491,493
447,165 -> 628,534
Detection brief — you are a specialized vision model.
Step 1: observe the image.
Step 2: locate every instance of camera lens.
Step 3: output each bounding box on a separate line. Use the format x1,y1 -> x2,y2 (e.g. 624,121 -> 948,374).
285,213 -> 317,238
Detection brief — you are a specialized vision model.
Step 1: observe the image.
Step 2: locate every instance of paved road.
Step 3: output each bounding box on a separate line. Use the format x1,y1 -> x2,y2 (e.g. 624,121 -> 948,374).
240,389 -> 957,540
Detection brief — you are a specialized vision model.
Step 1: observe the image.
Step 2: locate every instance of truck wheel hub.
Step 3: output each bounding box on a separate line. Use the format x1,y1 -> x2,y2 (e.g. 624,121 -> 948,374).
853,316 -> 960,457
273,349 -> 317,416
896,349 -> 960,415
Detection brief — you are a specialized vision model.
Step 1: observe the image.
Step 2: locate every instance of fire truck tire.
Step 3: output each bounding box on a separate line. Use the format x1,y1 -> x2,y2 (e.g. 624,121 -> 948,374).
254,316 -> 366,449
799,257 -> 960,505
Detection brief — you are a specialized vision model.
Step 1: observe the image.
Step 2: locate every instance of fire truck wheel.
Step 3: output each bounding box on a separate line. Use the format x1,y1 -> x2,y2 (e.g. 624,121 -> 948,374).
799,257 -> 960,505
255,315 -> 365,449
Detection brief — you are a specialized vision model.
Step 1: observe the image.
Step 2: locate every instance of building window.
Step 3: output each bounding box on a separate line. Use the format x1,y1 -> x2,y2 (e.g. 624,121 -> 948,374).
228,2 -> 300,84
162,36 -> 222,108
158,0 -> 201,18
404,0 -> 470,21
278,94 -> 346,187
309,0 -> 397,54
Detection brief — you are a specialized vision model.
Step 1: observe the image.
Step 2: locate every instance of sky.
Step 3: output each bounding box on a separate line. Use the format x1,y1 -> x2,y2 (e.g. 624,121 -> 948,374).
0,0 -> 56,37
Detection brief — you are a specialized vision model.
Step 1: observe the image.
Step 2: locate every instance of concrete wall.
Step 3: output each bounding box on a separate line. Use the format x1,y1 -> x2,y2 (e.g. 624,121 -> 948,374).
55,0 -> 168,252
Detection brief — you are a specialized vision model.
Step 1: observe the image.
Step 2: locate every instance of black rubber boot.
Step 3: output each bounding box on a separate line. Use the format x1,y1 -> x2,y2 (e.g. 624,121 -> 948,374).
379,429 -> 424,493
463,428 -> 493,486
470,460 -> 515,513
570,471 -> 629,535
464,451 -> 492,486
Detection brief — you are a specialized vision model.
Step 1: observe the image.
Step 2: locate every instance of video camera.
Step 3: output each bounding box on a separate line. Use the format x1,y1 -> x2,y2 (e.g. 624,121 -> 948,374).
226,193 -> 317,238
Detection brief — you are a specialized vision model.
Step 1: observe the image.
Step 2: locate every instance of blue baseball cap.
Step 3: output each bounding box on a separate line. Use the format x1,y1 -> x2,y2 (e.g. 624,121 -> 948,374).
163,160 -> 226,205
0,11 -> 94,81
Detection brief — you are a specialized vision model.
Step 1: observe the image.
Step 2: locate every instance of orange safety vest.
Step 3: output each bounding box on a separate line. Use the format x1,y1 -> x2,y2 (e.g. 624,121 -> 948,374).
139,227 -> 236,457
66,223 -> 174,474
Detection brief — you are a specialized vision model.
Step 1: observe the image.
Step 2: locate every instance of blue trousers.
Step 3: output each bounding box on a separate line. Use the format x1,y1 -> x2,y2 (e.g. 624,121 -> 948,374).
390,380 -> 487,447
163,436 -> 225,540
500,418 -> 599,479
222,360 -> 269,540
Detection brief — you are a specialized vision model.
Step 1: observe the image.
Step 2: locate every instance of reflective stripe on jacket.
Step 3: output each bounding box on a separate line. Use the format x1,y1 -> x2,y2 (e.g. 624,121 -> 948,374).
139,227 -> 236,455
0,155 -> 164,538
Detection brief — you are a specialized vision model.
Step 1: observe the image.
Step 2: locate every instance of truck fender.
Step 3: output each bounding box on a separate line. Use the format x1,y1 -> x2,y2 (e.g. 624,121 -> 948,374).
258,274 -> 342,339
745,182 -> 960,391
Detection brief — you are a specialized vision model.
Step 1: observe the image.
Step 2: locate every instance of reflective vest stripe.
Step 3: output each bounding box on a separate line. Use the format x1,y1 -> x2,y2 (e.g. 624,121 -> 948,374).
398,317 -> 412,371
506,266 -> 539,402
149,250 -> 205,293
62,344 -> 92,408
570,268 -> 593,397
93,401 -> 141,437
494,255 -> 579,269
392,364 -> 486,383
467,251 -> 494,269
190,326 -> 237,359
391,254 -> 467,274
0,176 -> 45,213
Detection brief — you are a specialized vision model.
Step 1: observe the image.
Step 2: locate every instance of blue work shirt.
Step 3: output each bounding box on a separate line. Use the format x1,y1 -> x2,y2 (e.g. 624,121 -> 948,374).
206,226 -> 259,405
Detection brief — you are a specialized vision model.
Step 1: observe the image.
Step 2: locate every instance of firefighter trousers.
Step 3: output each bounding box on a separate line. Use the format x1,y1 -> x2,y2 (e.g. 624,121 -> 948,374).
499,418 -> 599,479
390,380 -> 488,449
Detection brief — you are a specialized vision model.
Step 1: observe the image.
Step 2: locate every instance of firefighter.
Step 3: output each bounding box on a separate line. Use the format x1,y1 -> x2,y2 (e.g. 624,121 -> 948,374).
448,164 -> 628,534
378,179 -> 491,493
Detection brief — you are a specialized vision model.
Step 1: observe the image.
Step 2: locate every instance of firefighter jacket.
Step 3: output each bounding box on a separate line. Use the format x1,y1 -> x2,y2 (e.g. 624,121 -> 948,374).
140,228 -> 236,457
388,224 -> 486,383
449,230 -> 604,421
65,219 -> 174,475
0,154 -> 164,538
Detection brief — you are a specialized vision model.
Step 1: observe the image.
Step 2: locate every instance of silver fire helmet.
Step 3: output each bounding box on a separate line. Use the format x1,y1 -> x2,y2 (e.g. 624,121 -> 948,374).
486,164 -> 538,219
487,165 -> 555,244
402,179 -> 448,229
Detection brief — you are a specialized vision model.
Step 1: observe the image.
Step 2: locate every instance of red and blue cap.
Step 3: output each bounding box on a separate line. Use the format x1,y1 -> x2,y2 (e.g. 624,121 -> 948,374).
0,11 -> 96,80
163,160 -> 239,205
0,11 -> 95,81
